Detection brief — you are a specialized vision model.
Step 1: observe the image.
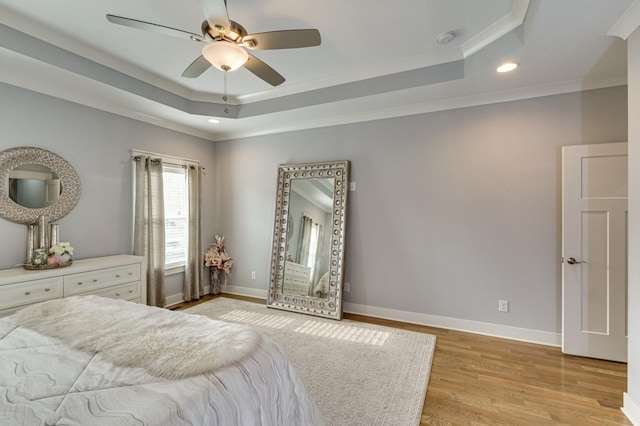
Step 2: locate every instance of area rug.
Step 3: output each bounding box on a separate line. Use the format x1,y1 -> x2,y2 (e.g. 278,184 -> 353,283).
185,297 -> 436,426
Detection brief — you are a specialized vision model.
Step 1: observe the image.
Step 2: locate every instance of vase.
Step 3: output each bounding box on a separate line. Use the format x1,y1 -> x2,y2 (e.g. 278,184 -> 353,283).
50,224 -> 60,246
31,249 -> 47,266
210,268 -> 221,295
26,224 -> 35,264
38,215 -> 48,251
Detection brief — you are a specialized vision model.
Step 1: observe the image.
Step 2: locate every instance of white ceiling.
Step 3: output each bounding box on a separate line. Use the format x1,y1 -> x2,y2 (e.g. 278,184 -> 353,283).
0,0 -> 634,141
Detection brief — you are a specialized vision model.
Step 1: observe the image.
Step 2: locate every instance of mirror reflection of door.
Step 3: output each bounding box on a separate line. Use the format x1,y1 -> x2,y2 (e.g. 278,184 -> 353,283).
8,164 -> 62,208
284,178 -> 334,299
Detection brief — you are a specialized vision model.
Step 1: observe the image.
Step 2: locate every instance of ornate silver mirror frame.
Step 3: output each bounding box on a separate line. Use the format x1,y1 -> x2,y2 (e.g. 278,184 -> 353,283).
0,147 -> 81,224
267,161 -> 350,320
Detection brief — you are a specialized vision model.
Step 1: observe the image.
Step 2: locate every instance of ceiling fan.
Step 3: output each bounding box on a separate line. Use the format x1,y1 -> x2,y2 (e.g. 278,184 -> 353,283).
106,0 -> 321,86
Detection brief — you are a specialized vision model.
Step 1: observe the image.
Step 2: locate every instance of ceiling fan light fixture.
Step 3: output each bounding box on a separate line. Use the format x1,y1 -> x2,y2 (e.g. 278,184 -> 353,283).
202,41 -> 248,72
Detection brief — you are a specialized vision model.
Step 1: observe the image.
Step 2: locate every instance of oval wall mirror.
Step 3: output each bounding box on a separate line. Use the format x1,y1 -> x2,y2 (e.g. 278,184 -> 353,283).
0,147 -> 81,224
267,160 -> 350,320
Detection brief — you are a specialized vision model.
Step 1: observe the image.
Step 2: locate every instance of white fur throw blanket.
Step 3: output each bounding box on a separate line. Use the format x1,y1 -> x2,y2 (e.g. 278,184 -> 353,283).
13,295 -> 261,379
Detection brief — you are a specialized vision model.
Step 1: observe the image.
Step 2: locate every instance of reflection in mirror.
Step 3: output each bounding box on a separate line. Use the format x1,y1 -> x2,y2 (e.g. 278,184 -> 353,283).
9,164 -> 62,208
267,161 -> 350,320
285,178 -> 334,299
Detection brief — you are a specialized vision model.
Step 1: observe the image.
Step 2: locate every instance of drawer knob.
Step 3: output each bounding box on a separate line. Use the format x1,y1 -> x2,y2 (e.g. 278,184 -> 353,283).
45,288 -> 50,292
93,279 -> 98,283
129,290 -> 133,293
77,282 -> 83,285
115,274 -> 121,278
115,293 -> 120,296
24,291 -> 31,296
128,272 -> 133,276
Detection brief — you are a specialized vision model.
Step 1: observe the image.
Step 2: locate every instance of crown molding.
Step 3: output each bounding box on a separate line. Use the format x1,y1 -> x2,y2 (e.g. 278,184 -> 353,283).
609,0 -> 640,39
462,0 -> 530,57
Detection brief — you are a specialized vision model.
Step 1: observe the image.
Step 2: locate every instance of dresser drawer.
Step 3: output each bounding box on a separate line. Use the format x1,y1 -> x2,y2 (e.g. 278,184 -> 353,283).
89,281 -> 141,301
285,263 -> 311,277
0,277 -> 63,311
64,264 -> 141,296
283,283 -> 309,296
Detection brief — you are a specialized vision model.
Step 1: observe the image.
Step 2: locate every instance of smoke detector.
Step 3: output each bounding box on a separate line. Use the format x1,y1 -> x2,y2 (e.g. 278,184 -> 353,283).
436,31 -> 456,44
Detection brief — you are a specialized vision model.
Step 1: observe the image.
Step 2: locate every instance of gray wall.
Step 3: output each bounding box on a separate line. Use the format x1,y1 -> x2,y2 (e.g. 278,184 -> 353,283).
214,86 -> 628,333
0,81 -> 628,334
0,83 -> 217,298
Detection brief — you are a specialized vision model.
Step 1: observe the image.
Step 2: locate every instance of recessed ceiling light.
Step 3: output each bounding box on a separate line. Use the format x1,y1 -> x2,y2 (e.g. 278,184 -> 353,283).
208,118 -> 221,124
497,62 -> 519,73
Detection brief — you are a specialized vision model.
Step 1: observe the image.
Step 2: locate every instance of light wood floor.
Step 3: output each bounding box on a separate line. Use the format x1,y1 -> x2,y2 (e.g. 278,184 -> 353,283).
172,295 -> 631,426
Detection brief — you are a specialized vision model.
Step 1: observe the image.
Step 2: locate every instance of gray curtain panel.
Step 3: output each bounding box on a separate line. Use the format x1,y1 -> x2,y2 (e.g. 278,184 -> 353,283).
133,156 -> 166,307
184,164 -> 202,301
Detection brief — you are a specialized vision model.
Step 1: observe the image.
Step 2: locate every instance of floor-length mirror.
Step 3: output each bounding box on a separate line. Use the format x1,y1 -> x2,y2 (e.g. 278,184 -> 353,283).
267,161 -> 349,320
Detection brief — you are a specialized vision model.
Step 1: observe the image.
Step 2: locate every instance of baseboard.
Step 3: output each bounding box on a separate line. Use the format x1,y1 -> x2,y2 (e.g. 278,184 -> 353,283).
218,285 -> 561,347
164,285 -> 212,308
164,294 -> 184,307
221,284 -> 268,299
343,301 -> 561,347
622,393 -> 640,425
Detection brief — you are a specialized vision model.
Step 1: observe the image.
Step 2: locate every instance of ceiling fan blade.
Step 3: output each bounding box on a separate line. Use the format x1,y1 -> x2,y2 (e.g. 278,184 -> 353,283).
244,54 -> 285,86
106,15 -> 204,42
243,29 -> 321,50
182,55 -> 212,78
199,0 -> 231,36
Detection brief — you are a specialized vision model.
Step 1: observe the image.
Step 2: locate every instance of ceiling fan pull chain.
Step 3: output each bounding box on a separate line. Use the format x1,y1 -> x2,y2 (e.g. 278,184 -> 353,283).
222,66 -> 229,114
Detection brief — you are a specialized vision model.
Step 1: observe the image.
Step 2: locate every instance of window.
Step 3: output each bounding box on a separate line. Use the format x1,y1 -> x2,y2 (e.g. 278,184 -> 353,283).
163,165 -> 188,269
132,149 -> 198,274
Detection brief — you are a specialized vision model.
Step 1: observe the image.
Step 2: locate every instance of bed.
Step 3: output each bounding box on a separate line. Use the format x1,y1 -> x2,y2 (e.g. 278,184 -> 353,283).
0,295 -> 324,425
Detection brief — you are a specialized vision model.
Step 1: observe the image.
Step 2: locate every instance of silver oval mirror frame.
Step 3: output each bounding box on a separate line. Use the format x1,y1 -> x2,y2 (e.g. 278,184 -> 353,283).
0,147 -> 81,224
267,161 -> 349,320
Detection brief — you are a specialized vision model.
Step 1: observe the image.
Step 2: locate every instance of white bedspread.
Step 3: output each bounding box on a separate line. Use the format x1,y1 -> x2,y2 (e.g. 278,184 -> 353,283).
0,308 -> 324,425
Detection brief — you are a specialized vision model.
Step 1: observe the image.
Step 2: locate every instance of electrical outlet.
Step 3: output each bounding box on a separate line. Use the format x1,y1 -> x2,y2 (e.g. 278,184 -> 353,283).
251,271 -> 256,280
498,299 -> 509,313
344,282 -> 350,292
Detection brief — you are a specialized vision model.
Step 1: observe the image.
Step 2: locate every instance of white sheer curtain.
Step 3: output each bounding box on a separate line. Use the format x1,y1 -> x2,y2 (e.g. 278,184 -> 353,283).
297,215 -> 313,265
183,164 -> 202,301
297,214 -> 322,282
133,156 -> 166,307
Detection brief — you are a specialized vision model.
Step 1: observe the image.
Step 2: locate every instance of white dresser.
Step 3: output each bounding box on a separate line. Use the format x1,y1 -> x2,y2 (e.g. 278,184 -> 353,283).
283,261 -> 311,296
0,254 -> 146,317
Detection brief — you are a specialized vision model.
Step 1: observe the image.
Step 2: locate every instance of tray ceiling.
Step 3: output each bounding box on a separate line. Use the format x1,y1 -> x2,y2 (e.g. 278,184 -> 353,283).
0,0 -> 633,140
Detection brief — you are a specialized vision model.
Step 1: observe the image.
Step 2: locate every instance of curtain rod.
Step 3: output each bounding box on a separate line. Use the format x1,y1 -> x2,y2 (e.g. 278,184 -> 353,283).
131,156 -> 205,171
131,149 -> 200,167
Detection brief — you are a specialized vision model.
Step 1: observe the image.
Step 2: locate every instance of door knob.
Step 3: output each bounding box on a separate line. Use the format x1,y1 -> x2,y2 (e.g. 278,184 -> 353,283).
566,257 -> 587,265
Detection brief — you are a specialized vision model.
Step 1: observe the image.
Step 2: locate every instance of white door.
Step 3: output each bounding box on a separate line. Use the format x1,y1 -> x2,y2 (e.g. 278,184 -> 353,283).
562,142 -> 628,362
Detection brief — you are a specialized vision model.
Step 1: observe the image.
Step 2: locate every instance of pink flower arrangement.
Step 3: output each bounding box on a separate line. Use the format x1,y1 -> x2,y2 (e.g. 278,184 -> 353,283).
204,235 -> 233,277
